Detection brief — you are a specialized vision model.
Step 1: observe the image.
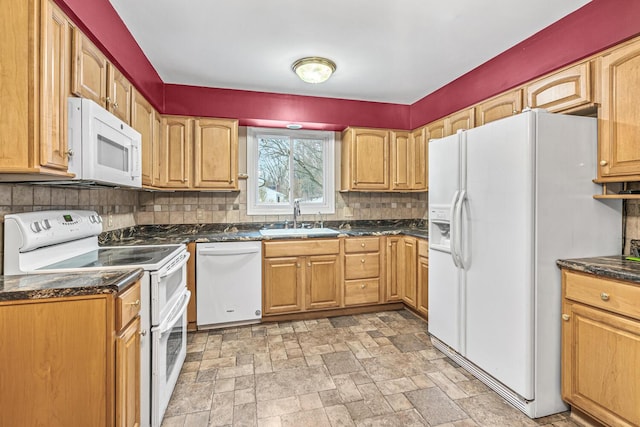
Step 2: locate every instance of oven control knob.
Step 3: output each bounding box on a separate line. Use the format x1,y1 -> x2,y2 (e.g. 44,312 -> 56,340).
41,219 -> 51,230
96,215 -> 103,223
30,221 -> 42,233
89,215 -> 96,224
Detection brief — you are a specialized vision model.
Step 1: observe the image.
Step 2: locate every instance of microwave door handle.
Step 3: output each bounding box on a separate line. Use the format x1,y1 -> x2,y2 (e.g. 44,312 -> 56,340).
159,251 -> 190,278
131,143 -> 141,178
158,290 -> 191,335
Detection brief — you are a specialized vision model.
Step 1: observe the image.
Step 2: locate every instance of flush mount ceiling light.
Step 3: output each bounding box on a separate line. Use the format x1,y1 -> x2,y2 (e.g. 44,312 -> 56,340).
292,57 -> 336,84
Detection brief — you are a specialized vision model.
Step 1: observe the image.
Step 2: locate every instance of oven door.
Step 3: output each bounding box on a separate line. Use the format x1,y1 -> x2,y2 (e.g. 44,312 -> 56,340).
150,250 -> 190,326
151,289 -> 190,427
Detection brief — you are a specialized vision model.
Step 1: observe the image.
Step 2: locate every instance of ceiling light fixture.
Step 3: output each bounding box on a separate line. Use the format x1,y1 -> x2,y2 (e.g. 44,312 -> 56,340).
286,123 -> 303,130
292,57 -> 336,84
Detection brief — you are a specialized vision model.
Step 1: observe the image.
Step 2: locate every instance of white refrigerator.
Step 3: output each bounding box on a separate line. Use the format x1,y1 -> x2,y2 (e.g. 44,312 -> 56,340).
428,109 -> 622,418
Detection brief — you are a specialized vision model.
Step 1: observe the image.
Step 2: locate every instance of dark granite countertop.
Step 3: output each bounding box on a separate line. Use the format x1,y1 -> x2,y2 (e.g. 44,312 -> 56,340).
0,268 -> 144,302
557,256 -> 640,284
99,220 -> 428,246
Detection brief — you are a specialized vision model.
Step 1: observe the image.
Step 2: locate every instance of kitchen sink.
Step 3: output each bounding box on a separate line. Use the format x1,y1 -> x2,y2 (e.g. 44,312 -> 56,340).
259,227 -> 339,237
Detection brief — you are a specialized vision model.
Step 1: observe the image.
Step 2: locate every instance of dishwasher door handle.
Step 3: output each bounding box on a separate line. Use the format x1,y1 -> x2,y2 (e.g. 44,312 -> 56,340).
198,248 -> 260,256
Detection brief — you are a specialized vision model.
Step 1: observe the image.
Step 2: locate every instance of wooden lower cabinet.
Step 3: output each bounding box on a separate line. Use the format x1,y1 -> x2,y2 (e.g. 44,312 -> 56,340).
385,236 -> 403,302
561,270 -> 640,427
400,237 -> 417,307
0,281 -> 141,427
416,239 -> 429,318
344,237 -> 382,306
262,239 -> 341,316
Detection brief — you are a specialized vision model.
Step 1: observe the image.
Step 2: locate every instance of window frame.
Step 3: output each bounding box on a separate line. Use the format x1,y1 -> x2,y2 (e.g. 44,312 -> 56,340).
246,127 -> 335,216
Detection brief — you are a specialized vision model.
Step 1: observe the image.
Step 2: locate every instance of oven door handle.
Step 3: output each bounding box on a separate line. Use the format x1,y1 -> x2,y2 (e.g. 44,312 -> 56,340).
158,290 -> 191,335
159,251 -> 190,278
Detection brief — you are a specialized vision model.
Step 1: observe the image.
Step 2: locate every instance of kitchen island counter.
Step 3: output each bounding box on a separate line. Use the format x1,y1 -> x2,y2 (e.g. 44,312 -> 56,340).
0,268 -> 144,301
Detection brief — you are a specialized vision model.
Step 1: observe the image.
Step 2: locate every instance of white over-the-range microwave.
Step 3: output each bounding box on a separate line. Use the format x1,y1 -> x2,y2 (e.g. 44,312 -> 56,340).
67,97 -> 142,188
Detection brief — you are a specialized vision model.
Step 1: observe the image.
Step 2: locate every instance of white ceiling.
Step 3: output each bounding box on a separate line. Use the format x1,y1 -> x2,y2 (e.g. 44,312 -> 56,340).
108,0 -> 590,105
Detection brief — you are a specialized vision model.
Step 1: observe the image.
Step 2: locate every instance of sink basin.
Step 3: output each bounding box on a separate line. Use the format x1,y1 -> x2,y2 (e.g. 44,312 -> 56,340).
259,227 -> 339,237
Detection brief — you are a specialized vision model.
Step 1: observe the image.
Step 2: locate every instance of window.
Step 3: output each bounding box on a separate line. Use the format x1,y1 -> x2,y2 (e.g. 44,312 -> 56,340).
247,127 -> 335,215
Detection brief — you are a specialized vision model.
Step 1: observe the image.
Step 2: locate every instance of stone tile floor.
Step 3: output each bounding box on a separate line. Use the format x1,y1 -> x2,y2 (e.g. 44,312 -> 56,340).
162,309 -> 579,427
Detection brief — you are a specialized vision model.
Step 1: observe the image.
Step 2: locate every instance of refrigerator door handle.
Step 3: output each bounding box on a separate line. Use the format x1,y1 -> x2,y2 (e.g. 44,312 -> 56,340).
450,191 -> 462,268
457,190 -> 470,269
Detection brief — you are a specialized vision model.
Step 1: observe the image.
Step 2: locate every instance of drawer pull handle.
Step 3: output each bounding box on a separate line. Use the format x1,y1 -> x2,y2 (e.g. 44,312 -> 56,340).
600,292 -> 610,301
361,284 -> 366,289
562,314 -> 570,321
127,299 -> 140,308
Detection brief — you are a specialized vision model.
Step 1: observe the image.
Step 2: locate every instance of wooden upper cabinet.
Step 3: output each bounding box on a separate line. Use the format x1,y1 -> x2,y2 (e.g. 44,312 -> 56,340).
193,118 -> 238,189
40,0 -> 72,172
598,38 -> 640,181
525,62 -> 592,113
391,131 -> 411,191
475,90 -> 522,126
108,66 -> 132,124
0,0 -> 73,175
72,29 -> 108,106
131,89 -> 156,186
160,116 -> 192,188
153,112 -> 162,185
444,108 -> 475,136
341,127 -> 390,191
426,120 -> 445,141
411,126 -> 428,190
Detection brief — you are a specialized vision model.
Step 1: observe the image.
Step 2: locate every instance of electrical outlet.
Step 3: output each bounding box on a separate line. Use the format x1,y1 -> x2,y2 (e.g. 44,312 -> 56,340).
343,206 -> 353,217
108,213 -> 113,227
196,208 -> 204,220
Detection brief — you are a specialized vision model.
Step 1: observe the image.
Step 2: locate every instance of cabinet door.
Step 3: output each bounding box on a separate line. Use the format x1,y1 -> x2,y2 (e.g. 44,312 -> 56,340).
444,108 -> 475,136
153,112 -> 162,185
72,29 -> 108,106
411,127 -> 427,190
116,316 -> 141,427
131,90 -> 155,186
351,129 -> 390,190
475,90 -> 522,126
598,39 -> 640,180
391,131 -> 411,190
426,120 -> 445,141
39,0 -> 71,171
525,62 -> 591,113
401,237 -> 417,308
108,65 -> 132,124
263,257 -> 303,314
417,255 -> 429,318
160,116 -> 192,188
193,118 -> 238,189
562,302 -> 640,427
385,236 -> 403,302
306,255 -> 341,310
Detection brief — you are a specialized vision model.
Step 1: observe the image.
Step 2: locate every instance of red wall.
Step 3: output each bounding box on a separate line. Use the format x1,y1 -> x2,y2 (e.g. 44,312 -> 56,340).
55,0 -> 640,130
410,0 -> 640,128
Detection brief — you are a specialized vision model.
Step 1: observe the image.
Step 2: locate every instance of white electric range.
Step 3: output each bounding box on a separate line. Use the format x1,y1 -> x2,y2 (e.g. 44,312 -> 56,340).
4,210 -> 190,427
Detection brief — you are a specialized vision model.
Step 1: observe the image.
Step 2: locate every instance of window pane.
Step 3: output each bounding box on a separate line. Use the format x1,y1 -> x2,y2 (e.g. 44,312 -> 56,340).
258,137 -> 290,203
293,138 -> 324,203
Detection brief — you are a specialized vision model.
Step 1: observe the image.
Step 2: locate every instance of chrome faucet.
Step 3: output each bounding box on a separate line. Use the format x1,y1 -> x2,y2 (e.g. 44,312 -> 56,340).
293,199 -> 301,229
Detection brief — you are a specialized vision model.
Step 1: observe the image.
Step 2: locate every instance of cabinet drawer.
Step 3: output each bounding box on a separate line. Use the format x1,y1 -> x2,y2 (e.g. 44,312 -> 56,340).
418,239 -> 428,257
564,271 -> 640,320
345,237 -> 380,253
345,279 -> 380,306
345,253 -> 380,279
116,281 -> 141,331
263,239 -> 339,258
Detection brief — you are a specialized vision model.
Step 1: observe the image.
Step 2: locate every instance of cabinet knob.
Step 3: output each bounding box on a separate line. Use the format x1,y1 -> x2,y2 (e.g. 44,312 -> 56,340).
230,178 -> 235,183
140,329 -> 147,336
361,284 -> 367,289
562,314 -> 570,321
353,180 -> 357,185
600,160 -> 608,166
513,110 -> 517,114
307,262 -> 311,267
127,299 -> 141,308
600,292 -> 610,301
361,243 -> 365,247
104,96 -> 111,105
361,259 -> 365,263
296,263 -> 301,268
64,149 -> 74,158
113,101 -> 119,109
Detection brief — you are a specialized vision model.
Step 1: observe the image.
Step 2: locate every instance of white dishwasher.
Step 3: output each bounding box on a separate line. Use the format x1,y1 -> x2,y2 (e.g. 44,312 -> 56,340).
196,241 -> 262,328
